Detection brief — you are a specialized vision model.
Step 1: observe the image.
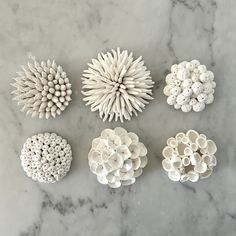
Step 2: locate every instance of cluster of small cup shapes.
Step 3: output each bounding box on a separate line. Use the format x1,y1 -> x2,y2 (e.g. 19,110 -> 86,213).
88,127 -> 148,188
20,133 -> 72,183
11,59 -> 72,119
164,60 -> 216,112
162,130 -> 217,182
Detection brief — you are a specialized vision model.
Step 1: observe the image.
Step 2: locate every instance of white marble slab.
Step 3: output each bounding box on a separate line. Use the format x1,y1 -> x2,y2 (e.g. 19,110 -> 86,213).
0,0 -> 236,235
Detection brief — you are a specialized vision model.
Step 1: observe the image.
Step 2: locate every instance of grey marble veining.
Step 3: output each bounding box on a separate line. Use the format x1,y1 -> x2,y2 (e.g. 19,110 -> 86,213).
0,0 -> 236,235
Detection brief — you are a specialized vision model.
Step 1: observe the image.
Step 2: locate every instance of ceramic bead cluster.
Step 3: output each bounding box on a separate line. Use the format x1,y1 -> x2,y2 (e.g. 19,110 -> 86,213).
164,60 -> 216,112
88,127 -> 148,188
11,59 -> 72,119
20,133 -> 72,183
82,48 -> 154,122
162,130 -> 217,182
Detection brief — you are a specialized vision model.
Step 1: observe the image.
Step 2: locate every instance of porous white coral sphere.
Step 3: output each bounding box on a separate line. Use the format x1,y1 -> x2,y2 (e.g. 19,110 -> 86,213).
88,127 -> 148,188
20,133 -> 72,183
164,60 -> 216,112
82,48 -> 154,122
11,59 -> 72,119
162,130 -> 217,182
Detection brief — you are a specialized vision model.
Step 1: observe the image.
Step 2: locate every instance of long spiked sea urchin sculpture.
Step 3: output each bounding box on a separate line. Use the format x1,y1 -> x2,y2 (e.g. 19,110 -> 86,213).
11,57 -> 72,119
81,48 -> 154,122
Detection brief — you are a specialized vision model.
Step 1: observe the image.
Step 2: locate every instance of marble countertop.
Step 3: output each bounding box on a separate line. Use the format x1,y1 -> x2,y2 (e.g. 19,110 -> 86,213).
0,0 -> 236,235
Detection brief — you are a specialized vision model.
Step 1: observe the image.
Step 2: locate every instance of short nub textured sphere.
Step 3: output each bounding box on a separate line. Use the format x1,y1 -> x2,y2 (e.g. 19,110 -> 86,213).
11,59 -> 72,119
82,48 -> 154,122
20,133 -> 72,183
88,127 -> 148,188
164,60 -> 216,112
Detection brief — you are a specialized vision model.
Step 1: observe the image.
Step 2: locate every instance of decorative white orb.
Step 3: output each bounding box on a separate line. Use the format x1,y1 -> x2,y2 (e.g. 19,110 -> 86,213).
11,59 -> 72,119
162,130 -> 217,182
81,48 -> 154,122
20,133 -> 72,183
163,60 -> 216,112
88,127 -> 148,188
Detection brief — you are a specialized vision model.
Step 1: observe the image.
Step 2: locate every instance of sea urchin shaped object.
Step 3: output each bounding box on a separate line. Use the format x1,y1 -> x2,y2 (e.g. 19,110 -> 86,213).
162,130 -> 217,182
20,133 -> 72,183
11,58 -> 72,118
88,127 -> 148,188
163,60 -> 216,112
82,48 -> 154,122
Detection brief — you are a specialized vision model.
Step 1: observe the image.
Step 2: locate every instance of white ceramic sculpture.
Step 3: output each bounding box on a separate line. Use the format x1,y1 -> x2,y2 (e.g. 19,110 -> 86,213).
88,127 -> 148,188
20,133 -> 72,183
162,130 -> 217,182
163,60 -> 216,112
81,48 -> 154,122
11,58 -> 72,118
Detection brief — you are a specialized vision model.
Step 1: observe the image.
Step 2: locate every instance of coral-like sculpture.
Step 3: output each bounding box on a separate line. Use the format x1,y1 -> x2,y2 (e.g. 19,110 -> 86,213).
20,133 -> 72,183
82,48 -> 154,122
163,60 -> 216,112
162,130 -> 217,182
88,127 -> 148,188
11,58 -> 72,118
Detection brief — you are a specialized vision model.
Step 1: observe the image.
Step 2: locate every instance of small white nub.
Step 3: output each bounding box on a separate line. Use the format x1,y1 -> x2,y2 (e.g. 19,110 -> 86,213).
88,127 -> 148,188
11,58 -> 72,119
164,60 -> 216,112
162,130 -> 217,183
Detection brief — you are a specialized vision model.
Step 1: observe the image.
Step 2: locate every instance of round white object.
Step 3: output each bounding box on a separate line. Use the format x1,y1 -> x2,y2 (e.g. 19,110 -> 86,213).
81,48 -> 154,122
162,129 -> 217,183
163,60 -> 215,112
11,59 -> 72,119
20,133 -> 72,183
88,127 -> 148,188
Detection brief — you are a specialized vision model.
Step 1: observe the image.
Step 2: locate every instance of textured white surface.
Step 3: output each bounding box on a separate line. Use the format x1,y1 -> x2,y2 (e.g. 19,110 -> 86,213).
0,1 -> 236,236
162,130 -> 217,182
11,59 -> 72,119
20,133 -> 72,183
88,127 -> 147,188
164,60 -> 216,112
82,48 -> 154,122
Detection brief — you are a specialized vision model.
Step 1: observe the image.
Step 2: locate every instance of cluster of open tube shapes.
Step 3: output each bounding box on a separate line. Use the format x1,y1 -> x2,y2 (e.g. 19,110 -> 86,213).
162,130 -> 217,182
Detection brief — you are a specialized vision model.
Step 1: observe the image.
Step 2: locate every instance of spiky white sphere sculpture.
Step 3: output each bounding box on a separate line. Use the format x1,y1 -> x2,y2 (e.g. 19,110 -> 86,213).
164,60 -> 216,112
82,48 -> 154,122
88,127 -> 148,188
162,130 -> 217,182
11,59 -> 72,119
20,133 -> 72,183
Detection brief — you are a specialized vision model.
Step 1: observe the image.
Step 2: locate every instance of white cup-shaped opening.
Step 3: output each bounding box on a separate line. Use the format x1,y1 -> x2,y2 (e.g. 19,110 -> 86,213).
162,159 -> 172,171
169,139 -> 178,148
194,162 -> 207,173
209,155 -> 217,167
175,132 -> 185,142
190,143 -> 198,152
202,155 -> 212,165
190,152 -> 201,165
181,136 -> 189,144
162,146 -> 173,159
177,143 -> 188,155
196,137 -> 207,149
200,169 -> 213,179
182,157 -> 190,166
186,130 -> 199,143
206,140 -> 217,155
167,137 -> 175,146
168,170 -> 181,181
188,171 -> 199,182
171,156 -> 182,168
184,147 -> 193,156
